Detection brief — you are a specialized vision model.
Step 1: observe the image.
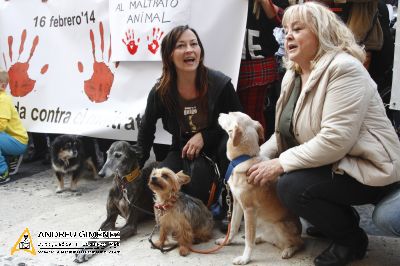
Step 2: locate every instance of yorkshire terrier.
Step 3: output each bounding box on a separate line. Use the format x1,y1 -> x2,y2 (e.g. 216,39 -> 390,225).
148,167 -> 214,256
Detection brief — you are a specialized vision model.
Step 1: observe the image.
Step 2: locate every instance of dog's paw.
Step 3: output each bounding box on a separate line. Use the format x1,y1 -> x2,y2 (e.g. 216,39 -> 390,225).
179,246 -> 190,256
281,247 -> 297,259
233,255 -> 250,265
151,240 -> 162,249
215,237 -> 230,246
255,236 -> 265,244
74,252 -> 94,263
56,187 -> 64,193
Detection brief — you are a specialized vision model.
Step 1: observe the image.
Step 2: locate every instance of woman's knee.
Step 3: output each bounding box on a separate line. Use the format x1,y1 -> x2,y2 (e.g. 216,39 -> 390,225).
277,168 -> 327,211
277,172 -> 306,209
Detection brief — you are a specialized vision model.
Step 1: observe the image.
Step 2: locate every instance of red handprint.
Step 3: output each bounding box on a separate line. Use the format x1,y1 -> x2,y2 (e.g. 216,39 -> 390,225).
77,21 -> 119,103
122,29 -> 140,55
147,27 -> 164,55
3,29 -> 49,97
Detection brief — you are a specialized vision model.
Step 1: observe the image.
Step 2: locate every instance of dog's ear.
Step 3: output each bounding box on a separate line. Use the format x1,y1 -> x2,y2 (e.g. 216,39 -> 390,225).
176,170 -> 191,185
232,124 -> 243,146
255,121 -> 265,145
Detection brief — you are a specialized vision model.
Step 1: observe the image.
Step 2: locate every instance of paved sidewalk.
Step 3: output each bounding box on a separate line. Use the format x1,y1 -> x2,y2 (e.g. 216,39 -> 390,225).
0,161 -> 399,266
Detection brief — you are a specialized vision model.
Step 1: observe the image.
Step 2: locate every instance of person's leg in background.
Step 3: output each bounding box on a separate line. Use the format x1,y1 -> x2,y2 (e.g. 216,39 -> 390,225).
95,138 -> 115,155
95,138 -> 115,168
372,183 -> 400,237
0,132 -> 27,183
215,134 -> 232,229
237,57 -> 279,141
153,143 -> 170,162
238,84 -> 269,139
0,142 -> 8,180
368,0 -> 394,119
24,132 -> 48,163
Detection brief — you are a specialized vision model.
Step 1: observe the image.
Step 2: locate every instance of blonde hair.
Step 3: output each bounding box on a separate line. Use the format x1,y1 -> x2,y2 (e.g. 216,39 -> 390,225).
0,70 -> 9,90
282,2 -> 366,72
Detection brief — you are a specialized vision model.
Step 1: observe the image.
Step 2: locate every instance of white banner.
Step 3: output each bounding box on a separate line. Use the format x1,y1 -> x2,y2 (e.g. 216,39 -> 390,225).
110,0 -> 192,61
0,0 -> 247,143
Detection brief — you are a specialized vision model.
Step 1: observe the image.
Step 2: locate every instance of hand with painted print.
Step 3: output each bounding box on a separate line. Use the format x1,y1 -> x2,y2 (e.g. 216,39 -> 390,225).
122,29 -> 140,55
3,29 -> 49,97
77,22 -> 119,103
147,27 -> 164,54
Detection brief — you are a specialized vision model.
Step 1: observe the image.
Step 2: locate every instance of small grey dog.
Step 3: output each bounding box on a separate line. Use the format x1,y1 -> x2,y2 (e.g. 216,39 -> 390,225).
74,141 -> 155,263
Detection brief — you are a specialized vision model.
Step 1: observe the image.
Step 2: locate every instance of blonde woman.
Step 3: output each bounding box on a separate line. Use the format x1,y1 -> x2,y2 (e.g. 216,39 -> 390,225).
246,2 -> 400,266
0,70 -> 28,184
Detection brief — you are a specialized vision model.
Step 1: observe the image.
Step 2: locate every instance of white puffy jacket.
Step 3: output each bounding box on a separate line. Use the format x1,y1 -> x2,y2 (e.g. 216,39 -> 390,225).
261,51 -> 400,186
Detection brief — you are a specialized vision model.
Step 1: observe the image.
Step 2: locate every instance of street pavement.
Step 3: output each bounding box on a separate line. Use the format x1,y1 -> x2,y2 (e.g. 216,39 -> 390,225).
0,160 -> 399,266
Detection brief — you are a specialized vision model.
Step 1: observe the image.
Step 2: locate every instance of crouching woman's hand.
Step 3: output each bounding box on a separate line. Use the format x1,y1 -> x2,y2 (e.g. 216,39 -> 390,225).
246,158 -> 284,186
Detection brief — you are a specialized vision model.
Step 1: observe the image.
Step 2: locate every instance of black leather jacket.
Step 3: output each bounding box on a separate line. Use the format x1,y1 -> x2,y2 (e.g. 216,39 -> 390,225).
136,68 -> 242,167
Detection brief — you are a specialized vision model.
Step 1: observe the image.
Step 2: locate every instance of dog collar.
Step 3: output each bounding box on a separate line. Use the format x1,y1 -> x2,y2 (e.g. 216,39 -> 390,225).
154,203 -> 173,211
115,168 -> 141,194
225,155 -> 252,181
154,194 -> 177,213
124,168 -> 141,183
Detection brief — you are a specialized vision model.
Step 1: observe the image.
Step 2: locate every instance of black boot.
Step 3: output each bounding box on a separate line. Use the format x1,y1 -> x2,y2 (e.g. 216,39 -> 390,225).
314,229 -> 368,266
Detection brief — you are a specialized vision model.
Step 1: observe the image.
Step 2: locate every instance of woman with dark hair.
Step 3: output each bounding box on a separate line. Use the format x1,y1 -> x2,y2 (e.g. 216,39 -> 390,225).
136,25 -> 242,205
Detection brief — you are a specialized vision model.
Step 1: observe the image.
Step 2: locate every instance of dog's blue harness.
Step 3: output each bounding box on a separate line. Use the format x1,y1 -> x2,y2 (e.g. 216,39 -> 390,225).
225,155 -> 252,181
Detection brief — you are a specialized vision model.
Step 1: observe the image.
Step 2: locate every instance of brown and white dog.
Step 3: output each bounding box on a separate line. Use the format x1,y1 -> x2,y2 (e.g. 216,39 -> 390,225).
216,112 -> 303,265
148,167 -> 214,256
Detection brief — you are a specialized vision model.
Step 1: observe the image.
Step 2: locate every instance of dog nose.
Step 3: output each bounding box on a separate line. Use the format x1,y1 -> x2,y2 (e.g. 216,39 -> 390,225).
151,176 -> 157,182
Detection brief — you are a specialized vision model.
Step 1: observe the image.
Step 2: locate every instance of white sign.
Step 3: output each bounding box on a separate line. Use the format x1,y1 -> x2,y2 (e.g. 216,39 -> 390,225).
110,0 -> 192,61
0,0 -> 247,143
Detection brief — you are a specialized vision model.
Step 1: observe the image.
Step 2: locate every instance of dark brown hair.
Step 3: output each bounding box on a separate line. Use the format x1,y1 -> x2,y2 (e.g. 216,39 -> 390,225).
157,25 -> 208,111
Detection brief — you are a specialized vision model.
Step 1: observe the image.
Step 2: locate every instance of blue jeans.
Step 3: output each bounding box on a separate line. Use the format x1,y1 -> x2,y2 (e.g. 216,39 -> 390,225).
372,184 -> 400,237
0,132 -> 27,174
